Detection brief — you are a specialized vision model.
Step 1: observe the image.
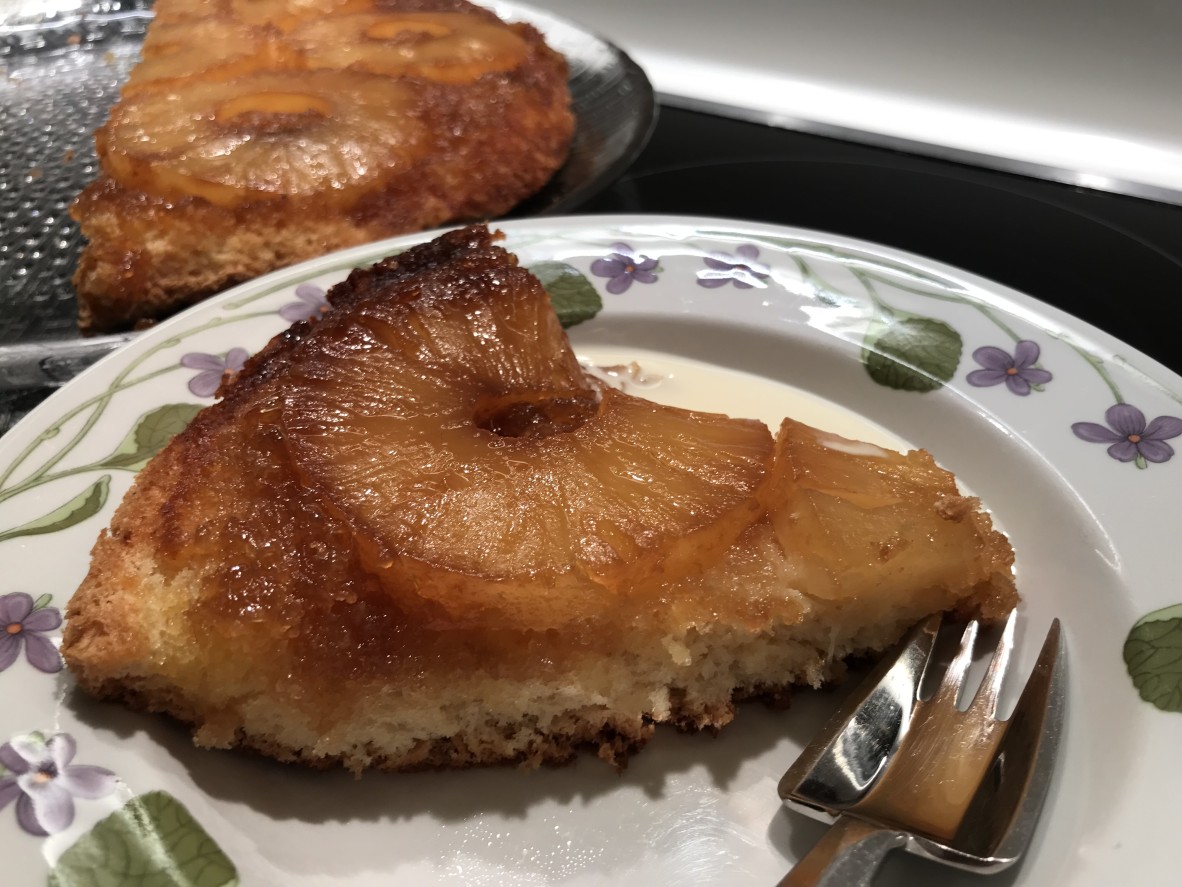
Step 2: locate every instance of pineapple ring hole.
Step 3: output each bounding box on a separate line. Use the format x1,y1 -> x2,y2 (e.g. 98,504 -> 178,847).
215,92 -> 333,132
364,19 -> 453,41
472,390 -> 599,439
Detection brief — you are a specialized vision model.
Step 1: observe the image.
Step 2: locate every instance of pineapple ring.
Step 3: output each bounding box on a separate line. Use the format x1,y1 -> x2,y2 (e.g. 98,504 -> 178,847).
122,21 -> 297,95
759,418 -> 1006,604
279,253 -> 773,624
98,71 -> 428,208
226,0 -> 375,31
290,12 -> 529,83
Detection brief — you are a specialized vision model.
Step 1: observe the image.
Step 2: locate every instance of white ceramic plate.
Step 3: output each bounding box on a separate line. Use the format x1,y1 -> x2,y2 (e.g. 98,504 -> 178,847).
2,216 -> 1179,886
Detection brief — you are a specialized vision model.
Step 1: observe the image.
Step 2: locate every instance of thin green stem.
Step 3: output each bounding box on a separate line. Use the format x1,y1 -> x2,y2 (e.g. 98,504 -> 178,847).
968,302 -> 1024,343
1062,338 -> 1124,403
0,371 -> 160,493
1110,354 -> 1182,407
859,271 -> 1024,342
0,426 -> 61,493
0,311 -> 274,493
0,456 -> 122,507
860,272 -> 966,305
14,365 -> 178,490
788,240 -> 1174,408
0,348 -> 168,491
851,268 -> 894,319
790,255 -> 844,306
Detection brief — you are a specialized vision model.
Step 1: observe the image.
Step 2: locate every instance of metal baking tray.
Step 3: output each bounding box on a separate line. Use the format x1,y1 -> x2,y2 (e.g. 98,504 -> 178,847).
1,2 -> 150,344
0,0 -> 654,432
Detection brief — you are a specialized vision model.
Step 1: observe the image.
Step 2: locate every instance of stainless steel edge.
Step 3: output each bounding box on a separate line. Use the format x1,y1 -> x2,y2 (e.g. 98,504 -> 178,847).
0,334 -> 137,393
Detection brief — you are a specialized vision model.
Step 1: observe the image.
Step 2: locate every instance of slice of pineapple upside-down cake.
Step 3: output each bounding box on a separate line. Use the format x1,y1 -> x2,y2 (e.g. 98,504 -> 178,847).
62,225 -> 1017,772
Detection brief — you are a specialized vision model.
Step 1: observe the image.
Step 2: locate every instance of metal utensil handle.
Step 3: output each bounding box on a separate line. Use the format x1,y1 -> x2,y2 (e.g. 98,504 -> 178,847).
776,815 -> 907,887
0,334 -> 135,393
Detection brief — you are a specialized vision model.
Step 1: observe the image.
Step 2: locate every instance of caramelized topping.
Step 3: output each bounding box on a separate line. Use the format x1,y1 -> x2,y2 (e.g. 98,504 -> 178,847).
227,0 -> 375,32
277,236 -> 772,624
100,1 -> 533,203
215,91 -> 333,128
124,21 -> 297,95
760,418 -> 1012,603
472,389 -> 600,438
291,13 -> 530,83
99,71 -> 426,207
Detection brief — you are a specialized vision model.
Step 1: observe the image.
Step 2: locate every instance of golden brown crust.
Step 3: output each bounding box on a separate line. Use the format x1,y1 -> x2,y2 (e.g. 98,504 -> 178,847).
71,0 -> 572,333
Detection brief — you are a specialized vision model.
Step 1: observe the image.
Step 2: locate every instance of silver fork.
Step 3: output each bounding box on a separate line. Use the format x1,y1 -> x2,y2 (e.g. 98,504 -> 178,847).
776,611 -> 1066,886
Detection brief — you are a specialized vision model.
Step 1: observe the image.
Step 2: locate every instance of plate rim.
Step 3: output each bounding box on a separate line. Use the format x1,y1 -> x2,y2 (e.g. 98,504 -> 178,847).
1,212 -> 1179,885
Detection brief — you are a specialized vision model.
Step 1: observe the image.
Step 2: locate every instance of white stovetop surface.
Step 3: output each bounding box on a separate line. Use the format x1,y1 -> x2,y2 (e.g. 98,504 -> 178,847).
524,0 -> 1182,202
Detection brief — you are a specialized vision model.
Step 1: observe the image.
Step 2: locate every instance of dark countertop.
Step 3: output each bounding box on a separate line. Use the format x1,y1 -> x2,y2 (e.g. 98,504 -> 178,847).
580,106 -> 1182,378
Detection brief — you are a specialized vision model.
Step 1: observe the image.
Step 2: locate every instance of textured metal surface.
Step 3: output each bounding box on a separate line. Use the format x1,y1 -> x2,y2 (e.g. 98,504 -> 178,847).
0,6 -> 149,345
0,3 -> 153,433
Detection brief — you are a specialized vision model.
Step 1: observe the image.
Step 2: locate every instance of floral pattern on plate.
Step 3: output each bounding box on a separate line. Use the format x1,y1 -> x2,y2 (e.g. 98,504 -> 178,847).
1,217 -> 1180,886
0,592 -> 62,674
966,340 -> 1053,395
0,732 -> 116,836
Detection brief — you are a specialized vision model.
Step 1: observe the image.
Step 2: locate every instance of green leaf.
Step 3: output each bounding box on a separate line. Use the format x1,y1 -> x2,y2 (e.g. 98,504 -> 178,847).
528,261 -> 603,328
49,790 -> 239,887
0,475 -> 110,543
97,404 -> 203,472
863,315 -> 963,392
1124,605 -> 1182,712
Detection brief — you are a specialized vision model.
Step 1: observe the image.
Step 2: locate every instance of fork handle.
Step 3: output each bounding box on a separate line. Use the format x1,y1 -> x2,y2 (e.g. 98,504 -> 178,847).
776,815 -> 908,887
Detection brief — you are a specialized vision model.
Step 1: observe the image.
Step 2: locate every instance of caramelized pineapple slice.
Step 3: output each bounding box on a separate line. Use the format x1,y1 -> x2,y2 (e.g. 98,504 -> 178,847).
123,20 -> 297,95
227,0 -> 374,32
98,71 -> 428,208
290,12 -> 529,83
279,250 -> 772,624
759,419 -> 1013,619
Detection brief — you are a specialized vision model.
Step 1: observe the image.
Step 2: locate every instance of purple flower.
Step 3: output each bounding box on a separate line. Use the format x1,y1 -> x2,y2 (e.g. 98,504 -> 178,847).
180,348 -> 249,398
0,593 -> 61,674
966,340 -> 1053,395
696,245 -> 770,289
590,243 -> 659,294
279,283 -> 330,323
1072,404 -> 1182,466
0,733 -> 116,836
